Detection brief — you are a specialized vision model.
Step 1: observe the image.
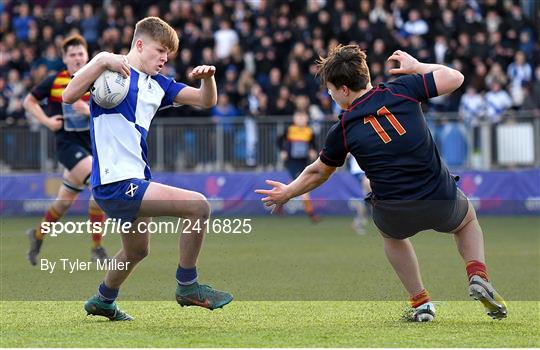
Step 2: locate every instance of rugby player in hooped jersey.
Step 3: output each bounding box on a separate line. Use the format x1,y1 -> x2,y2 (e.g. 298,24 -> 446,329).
256,45 -> 507,322
24,35 -> 109,265
63,16 -> 232,321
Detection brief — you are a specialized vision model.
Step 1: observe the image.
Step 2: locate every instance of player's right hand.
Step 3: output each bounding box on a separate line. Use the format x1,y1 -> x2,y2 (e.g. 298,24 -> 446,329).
104,53 -> 130,78
189,65 -> 216,80
47,115 -> 63,131
255,180 -> 290,214
387,50 -> 420,75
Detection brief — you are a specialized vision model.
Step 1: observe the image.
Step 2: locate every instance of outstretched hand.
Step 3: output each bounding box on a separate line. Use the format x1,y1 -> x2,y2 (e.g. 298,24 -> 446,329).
254,180 -> 290,214
189,65 -> 216,80
387,50 -> 420,75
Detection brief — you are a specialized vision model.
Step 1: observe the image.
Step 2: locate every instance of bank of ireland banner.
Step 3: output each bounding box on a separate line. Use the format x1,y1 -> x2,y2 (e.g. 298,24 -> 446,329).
1,169 -> 539,216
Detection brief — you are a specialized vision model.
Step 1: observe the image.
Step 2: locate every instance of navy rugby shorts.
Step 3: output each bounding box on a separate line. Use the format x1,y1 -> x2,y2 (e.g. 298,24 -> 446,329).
368,188 -> 469,239
93,178 -> 151,223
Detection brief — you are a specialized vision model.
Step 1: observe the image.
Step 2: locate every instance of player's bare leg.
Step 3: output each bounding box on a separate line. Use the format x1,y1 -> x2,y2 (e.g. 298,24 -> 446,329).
138,182 -> 209,267
47,155 -> 93,221
29,157 -> 87,239
63,158 -> 108,259
451,202 -> 507,319
84,216 -> 150,321
382,235 -> 434,321
451,202 -> 485,262
92,183 -> 208,289
382,236 -> 425,296
27,156 -> 110,264
138,182 -> 233,310
45,182 -> 80,222
103,217 -> 151,288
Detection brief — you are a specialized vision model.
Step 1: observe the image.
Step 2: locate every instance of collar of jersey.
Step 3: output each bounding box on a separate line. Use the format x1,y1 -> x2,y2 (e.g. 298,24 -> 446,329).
339,86 -> 380,118
129,64 -> 150,79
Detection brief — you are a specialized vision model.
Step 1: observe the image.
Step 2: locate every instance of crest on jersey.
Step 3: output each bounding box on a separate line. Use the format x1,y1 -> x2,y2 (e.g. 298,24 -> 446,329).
125,183 -> 138,197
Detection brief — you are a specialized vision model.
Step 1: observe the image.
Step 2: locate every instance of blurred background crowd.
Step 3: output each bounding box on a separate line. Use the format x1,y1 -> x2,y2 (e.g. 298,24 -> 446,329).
1,0 -> 539,128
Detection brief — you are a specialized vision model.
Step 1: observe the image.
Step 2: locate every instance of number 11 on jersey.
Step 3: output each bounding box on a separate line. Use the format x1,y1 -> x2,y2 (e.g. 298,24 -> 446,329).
364,106 -> 406,144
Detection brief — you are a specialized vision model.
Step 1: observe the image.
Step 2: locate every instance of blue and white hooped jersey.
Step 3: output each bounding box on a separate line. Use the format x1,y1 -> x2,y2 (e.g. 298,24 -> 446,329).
90,66 -> 186,187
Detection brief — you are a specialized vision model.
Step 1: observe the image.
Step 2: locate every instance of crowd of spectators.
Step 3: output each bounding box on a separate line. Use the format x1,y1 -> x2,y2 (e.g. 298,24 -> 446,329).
1,0 -> 539,129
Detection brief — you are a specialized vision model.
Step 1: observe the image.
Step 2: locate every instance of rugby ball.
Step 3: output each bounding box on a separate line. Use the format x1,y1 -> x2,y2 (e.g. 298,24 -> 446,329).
91,70 -> 130,109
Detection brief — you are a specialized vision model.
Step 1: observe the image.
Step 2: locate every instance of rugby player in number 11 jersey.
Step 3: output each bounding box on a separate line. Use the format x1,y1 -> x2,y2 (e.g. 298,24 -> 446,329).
256,46 -> 507,322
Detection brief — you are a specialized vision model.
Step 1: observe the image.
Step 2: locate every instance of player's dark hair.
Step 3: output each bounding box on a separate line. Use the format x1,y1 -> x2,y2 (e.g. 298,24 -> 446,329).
61,34 -> 88,55
316,44 -> 370,91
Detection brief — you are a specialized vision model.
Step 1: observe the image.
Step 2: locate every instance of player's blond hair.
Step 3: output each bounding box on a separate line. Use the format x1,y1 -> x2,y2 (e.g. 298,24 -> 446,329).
316,44 -> 370,91
132,17 -> 179,54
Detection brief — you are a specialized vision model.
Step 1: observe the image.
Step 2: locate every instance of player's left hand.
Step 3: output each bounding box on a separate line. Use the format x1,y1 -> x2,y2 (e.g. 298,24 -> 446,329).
387,50 -> 420,75
255,180 -> 290,214
189,65 -> 216,80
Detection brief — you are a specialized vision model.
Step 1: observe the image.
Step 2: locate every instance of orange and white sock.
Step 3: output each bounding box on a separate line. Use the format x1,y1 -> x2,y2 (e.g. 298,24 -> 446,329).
409,289 -> 431,308
35,206 -> 61,240
89,207 -> 106,249
466,260 -> 489,281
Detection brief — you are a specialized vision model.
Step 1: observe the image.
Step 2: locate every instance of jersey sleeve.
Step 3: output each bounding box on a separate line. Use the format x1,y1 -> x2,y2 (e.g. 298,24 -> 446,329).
319,122 -> 347,167
160,80 -> 187,109
152,74 -> 187,110
388,72 -> 438,102
30,75 -> 56,101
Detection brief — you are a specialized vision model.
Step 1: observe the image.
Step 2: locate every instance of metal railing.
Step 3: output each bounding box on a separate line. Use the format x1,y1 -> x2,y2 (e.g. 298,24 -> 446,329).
1,111 -> 539,173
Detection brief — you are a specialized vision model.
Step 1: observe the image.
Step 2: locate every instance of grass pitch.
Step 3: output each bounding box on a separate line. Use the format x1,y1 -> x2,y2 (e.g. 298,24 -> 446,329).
1,216 -> 539,347
1,300 -> 539,347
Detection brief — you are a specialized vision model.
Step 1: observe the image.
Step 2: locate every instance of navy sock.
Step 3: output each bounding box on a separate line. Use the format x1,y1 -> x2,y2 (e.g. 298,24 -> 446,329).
97,282 -> 118,304
176,266 -> 197,285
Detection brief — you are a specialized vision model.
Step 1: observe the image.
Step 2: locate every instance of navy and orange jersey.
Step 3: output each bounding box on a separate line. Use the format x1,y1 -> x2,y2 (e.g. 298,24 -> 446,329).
279,124 -> 317,162
31,70 -> 91,146
319,72 -> 456,200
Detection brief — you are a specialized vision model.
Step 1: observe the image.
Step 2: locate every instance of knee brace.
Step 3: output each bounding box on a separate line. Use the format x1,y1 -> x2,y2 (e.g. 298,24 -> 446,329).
63,180 -> 85,193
